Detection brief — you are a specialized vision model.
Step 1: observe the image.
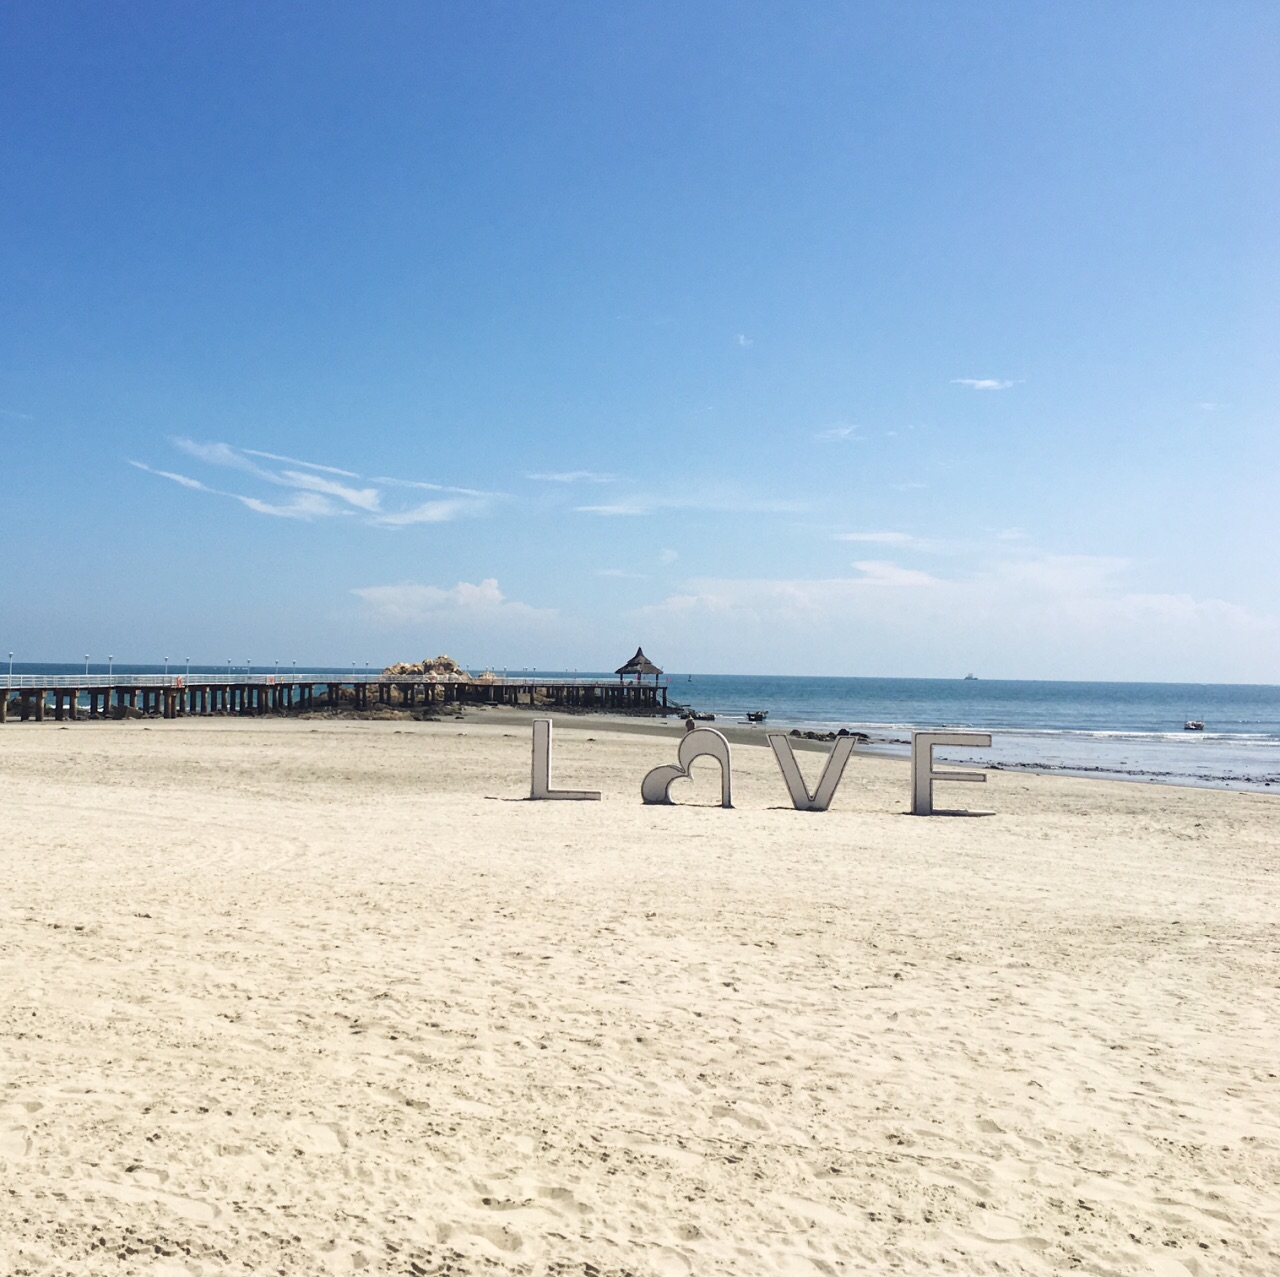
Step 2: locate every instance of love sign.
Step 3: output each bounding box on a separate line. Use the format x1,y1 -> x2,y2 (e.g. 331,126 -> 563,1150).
528,721 -> 993,815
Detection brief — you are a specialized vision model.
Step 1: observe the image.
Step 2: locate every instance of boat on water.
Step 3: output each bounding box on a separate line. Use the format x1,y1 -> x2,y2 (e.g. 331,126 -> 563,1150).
1184,719 -> 1205,731
746,709 -> 769,723
964,673 -> 977,680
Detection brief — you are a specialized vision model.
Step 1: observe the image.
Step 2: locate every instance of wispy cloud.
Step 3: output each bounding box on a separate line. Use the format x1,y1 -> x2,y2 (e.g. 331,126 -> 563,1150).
850,559 -> 941,587
279,470 -> 381,511
736,333 -> 754,348
815,423 -> 861,442
0,407 -> 35,421
129,461 -> 213,492
834,530 -> 914,545
1196,401 -> 1227,412
833,530 -> 952,554
374,475 -> 493,497
576,491 -> 806,517
243,449 -> 360,477
528,470 -> 617,484
136,440 -> 494,527
373,499 -> 480,527
597,568 -> 648,579
952,378 -> 1016,391
238,492 -> 344,520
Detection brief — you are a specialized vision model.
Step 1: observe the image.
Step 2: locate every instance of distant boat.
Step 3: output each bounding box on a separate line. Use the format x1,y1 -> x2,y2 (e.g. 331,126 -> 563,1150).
964,673 -> 977,680
1184,719 -> 1205,731
746,709 -> 769,723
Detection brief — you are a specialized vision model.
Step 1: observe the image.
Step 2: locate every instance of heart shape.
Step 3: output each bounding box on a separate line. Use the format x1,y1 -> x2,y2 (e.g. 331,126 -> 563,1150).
641,727 -> 733,807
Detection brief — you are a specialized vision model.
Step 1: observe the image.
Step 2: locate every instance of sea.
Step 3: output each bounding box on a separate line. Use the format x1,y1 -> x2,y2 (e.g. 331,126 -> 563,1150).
8,664 -> 1280,794
667,673 -> 1280,794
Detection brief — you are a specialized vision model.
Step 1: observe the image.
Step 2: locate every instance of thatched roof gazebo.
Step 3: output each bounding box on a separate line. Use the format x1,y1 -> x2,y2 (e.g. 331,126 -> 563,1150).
616,646 -> 663,683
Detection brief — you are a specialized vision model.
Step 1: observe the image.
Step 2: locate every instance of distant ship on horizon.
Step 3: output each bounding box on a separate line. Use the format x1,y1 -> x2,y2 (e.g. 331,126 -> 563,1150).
964,673 -> 978,680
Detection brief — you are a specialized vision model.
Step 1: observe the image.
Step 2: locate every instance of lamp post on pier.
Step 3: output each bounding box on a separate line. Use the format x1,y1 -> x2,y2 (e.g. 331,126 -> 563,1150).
247,659 -> 252,678
163,656 -> 169,679
85,654 -> 90,677
108,654 -> 113,680
186,656 -> 190,679
7,652 -> 12,687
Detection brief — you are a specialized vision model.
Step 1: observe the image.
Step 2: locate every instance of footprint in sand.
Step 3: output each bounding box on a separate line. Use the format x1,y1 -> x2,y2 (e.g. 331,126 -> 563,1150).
537,1185 -> 592,1216
0,1128 -> 32,1158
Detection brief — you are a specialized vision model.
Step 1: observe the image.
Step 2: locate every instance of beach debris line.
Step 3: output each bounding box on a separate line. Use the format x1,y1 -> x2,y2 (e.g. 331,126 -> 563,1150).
790,728 -> 869,743
528,719 -> 992,815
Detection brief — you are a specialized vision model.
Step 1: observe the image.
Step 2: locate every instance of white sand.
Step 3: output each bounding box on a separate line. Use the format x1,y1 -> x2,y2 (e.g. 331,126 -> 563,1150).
1,716 -> 1277,1276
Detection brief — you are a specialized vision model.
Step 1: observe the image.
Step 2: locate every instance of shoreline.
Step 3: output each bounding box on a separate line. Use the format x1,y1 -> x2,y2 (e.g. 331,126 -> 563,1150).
11,701 -> 1279,793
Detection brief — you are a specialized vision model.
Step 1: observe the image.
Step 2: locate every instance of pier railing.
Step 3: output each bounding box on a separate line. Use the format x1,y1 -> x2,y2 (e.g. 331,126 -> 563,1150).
3,673 -> 645,689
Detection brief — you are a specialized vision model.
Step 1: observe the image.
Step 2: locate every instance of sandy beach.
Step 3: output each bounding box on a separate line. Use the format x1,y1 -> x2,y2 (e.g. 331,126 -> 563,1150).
1,713 -> 1276,1276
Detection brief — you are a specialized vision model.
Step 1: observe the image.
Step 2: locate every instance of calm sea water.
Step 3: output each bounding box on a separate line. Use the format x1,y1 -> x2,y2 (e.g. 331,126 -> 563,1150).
665,674 -> 1280,793
10,665 -> 1280,792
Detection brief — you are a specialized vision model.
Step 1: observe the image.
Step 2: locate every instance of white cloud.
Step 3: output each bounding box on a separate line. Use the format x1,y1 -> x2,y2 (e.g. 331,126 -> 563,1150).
952,378 -> 1016,391
850,560 -> 942,586
576,492 -> 806,517
834,530 -> 914,545
374,475 -> 495,497
137,440 -> 493,527
597,568 -> 647,579
815,424 -> 861,442
628,550 -> 1277,680
577,497 -> 655,516
280,469 -> 381,512
527,470 -> 617,484
353,579 -> 556,627
736,333 -> 754,348
129,461 -> 212,491
243,449 -> 361,477
173,437 -> 263,472
237,492 -> 343,520
659,548 -> 679,565
373,498 -> 489,527
833,530 -> 954,554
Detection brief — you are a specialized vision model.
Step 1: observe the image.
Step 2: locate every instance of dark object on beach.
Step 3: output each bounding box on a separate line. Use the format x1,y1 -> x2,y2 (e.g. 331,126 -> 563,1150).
690,711 -> 715,722
1184,719 -> 1205,731
746,710 -> 769,723
789,728 -> 870,744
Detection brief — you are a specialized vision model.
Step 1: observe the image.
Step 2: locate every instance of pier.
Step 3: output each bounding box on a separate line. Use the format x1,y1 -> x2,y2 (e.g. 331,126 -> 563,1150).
0,673 -> 672,723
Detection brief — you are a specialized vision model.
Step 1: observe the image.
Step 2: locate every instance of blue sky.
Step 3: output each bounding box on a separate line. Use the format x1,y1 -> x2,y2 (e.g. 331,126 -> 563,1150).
3,1 -> 1277,680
